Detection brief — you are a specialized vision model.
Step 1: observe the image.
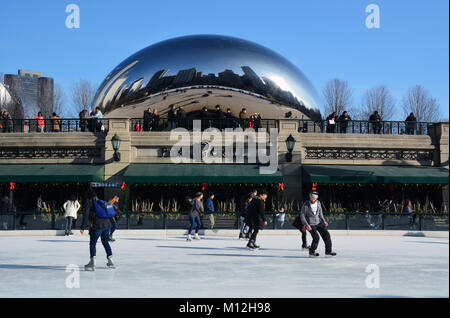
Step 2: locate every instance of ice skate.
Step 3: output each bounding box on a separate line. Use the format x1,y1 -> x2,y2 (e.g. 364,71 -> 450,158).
309,251 -> 320,258
186,234 -> 192,241
194,233 -> 201,240
84,257 -> 96,271
247,240 -> 257,250
239,233 -> 244,240
106,256 -> 115,269
325,252 -> 337,257
109,236 -> 116,242
301,244 -> 310,250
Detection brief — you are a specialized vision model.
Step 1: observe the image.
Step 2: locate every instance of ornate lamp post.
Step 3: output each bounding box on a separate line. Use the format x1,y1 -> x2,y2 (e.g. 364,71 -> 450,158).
111,134 -> 121,162
285,134 -> 296,162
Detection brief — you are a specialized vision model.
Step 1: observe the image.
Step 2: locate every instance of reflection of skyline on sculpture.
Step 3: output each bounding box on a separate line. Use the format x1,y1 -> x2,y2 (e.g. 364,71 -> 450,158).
93,35 -> 321,119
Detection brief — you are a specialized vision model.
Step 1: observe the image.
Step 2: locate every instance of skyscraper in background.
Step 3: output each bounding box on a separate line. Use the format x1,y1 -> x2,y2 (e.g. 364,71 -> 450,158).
4,70 -> 54,118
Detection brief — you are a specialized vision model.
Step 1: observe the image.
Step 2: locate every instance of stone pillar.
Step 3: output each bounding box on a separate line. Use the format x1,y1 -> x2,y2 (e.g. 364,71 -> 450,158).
278,120 -> 303,206
103,118 -> 131,202
429,122 -> 449,212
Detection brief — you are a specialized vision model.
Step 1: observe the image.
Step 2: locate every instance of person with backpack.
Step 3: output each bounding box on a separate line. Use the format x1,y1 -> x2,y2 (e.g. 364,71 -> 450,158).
63,195 -> 80,236
300,191 -> 336,258
80,190 -> 116,271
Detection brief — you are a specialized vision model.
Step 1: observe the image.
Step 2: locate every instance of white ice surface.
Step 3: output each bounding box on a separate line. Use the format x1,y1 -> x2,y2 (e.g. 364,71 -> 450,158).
0,234 -> 448,298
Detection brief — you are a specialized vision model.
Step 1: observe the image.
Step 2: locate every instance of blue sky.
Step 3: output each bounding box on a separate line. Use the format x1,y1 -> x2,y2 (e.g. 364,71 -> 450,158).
0,0 -> 448,119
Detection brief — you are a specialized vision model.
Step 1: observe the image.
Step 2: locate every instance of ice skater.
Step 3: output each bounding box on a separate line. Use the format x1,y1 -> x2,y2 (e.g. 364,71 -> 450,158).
80,190 -> 116,271
244,189 -> 269,250
238,192 -> 254,239
63,195 -> 80,236
108,195 -> 121,242
187,192 -> 203,241
292,214 -> 310,250
300,191 -> 336,258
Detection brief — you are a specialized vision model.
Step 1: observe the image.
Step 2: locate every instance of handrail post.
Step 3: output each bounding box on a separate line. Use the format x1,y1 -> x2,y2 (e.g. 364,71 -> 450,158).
345,214 -> 350,230
381,213 -> 385,230
126,211 -> 130,230
419,214 -> 422,231
51,211 -> 56,230
13,210 -> 16,230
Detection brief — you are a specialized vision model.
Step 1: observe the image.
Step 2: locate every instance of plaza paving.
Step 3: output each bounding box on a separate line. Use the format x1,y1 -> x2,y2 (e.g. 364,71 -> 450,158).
0,233 -> 448,298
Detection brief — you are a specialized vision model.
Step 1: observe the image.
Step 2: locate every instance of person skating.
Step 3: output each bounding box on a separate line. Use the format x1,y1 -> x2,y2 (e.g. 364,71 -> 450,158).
300,191 -> 336,258
238,192 -> 254,240
63,195 -> 80,236
205,192 -> 215,230
292,213 -> 310,250
80,190 -> 116,271
244,189 -> 269,250
108,195 -> 121,242
187,192 -> 203,241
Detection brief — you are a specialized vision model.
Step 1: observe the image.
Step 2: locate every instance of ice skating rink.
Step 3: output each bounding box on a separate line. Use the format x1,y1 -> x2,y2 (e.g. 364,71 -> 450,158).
0,233 -> 448,298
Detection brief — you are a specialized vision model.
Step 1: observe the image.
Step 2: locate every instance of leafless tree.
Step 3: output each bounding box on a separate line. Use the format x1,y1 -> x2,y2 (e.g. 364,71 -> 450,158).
322,79 -> 353,117
359,86 -> 396,120
71,79 -> 97,115
402,85 -> 441,122
53,84 -> 66,116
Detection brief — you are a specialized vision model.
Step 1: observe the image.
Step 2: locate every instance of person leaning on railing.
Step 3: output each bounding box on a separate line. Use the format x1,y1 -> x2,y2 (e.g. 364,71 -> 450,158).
1,109 -> 13,133
405,112 -> 417,135
338,111 -> 351,134
369,111 -> 382,134
79,110 -> 88,132
51,112 -> 61,132
35,112 -> 45,133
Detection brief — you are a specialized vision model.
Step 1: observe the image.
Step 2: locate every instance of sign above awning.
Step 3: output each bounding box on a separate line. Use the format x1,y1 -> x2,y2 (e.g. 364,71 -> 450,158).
123,164 -> 283,184
302,165 -> 449,184
0,165 -> 104,183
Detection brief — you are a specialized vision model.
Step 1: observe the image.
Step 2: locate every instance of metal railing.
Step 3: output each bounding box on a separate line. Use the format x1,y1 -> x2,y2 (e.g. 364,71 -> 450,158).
130,118 -> 279,133
0,118 -> 109,133
297,119 -> 433,135
1,211 -> 448,231
129,118 -> 434,135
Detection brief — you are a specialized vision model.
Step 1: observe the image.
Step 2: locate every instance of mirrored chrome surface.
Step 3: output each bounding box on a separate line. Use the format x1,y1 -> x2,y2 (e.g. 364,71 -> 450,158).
93,35 -> 320,118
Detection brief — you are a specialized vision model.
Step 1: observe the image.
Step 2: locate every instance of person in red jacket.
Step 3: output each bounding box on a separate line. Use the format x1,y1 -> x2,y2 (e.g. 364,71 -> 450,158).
35,112 -> 45,132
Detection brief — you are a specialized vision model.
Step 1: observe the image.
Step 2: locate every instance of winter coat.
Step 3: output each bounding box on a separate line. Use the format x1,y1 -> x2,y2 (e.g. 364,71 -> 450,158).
300,200 -> 326,227
205,198 -> 215,214
63,200 -> 81,219
189,199 -> 203,218
245,196 -> 266,230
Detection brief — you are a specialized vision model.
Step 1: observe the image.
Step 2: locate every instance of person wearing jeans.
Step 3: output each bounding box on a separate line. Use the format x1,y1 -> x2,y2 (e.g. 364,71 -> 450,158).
63,195 -> 80,236
187,192 -> 203,241
300,191 -> 336,257
89,227 -> 112,261
80,190 -> 115,271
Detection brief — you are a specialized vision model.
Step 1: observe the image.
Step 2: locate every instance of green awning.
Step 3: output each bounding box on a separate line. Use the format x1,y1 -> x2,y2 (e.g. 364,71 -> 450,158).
0,165 -> 104,183
123,164 -> 283,184
302,165 -> 449,184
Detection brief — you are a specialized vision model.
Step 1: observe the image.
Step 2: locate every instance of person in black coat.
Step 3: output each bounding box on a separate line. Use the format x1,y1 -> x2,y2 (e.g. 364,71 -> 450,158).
214,105 -> 225,130
369,111 -> 382,134
405,112 -> 417,135
143,108 -> 152,132
338,111 -> 351,133
168,105 -> 177,130
177,106 -> 187,129
244,189 -> 269,249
